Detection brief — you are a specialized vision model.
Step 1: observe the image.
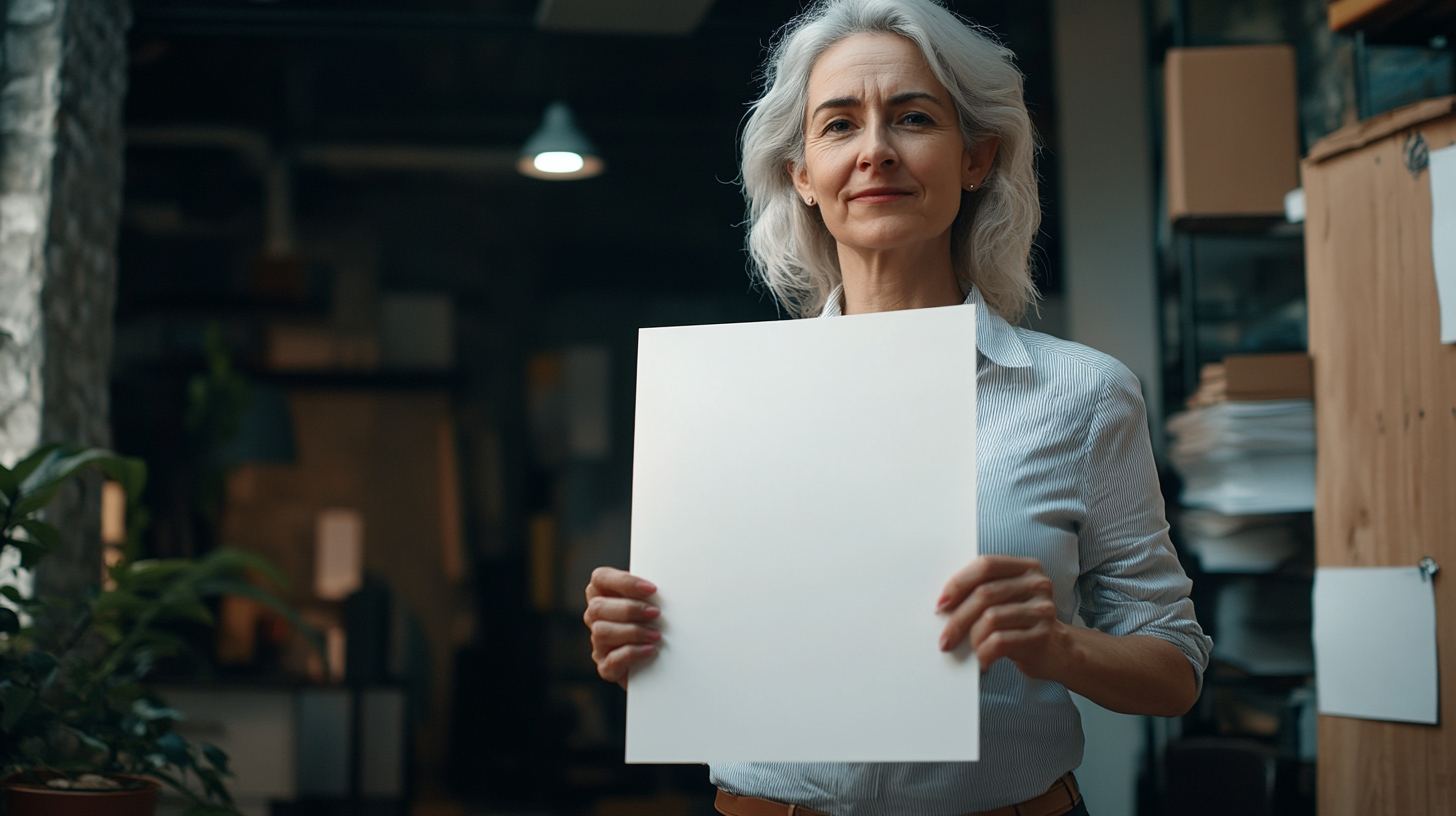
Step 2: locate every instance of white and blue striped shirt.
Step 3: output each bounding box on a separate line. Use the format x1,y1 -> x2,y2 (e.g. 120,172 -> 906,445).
709,287 -> 1211,815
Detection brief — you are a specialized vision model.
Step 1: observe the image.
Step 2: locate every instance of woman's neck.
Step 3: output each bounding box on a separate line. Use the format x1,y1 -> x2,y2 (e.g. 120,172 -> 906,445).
837,236 -> 963,315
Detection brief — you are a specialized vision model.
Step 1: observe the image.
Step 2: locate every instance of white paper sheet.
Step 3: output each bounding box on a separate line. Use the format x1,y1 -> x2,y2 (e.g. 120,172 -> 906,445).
1428,143 -> 1456,344
626,305 -> 979,763
1313,566 -> 1438,724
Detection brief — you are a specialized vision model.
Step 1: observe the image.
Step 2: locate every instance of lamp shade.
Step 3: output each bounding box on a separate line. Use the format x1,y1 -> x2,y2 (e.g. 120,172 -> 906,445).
517,102 -> 605,180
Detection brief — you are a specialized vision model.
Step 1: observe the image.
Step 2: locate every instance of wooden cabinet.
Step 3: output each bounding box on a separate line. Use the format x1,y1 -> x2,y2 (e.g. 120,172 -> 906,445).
1302,96 -> 1456,815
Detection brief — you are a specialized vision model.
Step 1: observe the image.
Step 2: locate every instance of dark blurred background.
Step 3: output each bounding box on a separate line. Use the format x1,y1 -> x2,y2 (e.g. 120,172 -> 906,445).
111,2 -> 1058,815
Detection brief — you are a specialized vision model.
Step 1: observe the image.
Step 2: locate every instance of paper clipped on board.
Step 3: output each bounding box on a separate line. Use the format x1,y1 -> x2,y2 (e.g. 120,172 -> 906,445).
1313,565 -> 1438,724
626,305 -> 980,763
1429,142 -> 1456,344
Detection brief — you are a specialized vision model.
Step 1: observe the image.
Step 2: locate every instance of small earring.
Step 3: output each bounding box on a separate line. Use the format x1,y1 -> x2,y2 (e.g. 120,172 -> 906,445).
806,196 -> 815,205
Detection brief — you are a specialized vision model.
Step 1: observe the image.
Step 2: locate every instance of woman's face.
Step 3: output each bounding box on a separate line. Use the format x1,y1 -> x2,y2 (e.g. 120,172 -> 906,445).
791,32 -> 996,257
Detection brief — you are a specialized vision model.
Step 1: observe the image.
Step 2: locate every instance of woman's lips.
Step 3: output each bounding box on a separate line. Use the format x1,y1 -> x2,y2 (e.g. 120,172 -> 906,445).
849,188 -> 911,203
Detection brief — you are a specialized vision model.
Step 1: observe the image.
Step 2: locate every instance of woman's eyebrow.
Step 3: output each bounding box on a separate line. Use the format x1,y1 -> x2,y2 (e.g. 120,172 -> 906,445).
888,91 -> 941,106
811,90 -> 943,116
812,96 -> 861,115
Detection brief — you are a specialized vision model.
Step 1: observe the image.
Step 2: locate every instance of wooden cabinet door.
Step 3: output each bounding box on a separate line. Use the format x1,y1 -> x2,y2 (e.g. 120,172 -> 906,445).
1304,98 -> 1456,816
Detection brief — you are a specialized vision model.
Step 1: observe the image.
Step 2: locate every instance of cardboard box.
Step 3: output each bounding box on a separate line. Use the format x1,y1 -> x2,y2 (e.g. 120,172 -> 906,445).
1222,351 -> 1312,400
1165,45 -> 1300,220
1186,352 -> 1313,406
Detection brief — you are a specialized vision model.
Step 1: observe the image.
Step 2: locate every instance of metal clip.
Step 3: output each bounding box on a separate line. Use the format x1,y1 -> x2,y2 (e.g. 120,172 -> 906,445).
1419,557 -> 1440,581
1405,132 -> 1430,178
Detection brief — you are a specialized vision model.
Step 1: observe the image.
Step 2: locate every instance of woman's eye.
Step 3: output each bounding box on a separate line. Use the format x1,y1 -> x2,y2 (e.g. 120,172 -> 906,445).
826,120 -> 852,133
902,112 -> 931,125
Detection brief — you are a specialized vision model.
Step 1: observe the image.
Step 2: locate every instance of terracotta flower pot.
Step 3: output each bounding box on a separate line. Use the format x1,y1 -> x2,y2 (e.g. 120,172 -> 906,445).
4,772 -> 159,816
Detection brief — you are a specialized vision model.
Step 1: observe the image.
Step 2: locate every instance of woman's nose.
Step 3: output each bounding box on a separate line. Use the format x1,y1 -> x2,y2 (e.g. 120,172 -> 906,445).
857,126 -> 898,171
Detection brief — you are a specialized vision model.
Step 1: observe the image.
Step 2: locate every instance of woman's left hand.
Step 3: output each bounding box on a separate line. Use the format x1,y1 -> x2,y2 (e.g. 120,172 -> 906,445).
936,555 -> 1072,680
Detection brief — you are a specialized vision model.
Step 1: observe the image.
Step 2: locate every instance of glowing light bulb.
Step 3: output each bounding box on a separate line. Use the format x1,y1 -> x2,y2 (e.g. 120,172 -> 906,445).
533,151 -> 586,174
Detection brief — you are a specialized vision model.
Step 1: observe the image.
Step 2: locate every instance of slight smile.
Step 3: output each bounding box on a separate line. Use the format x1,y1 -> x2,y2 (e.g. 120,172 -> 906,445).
849,187 -> 912,204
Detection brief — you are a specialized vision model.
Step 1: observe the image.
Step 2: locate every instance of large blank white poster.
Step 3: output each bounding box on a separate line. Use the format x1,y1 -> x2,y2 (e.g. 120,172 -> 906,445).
1314,566 -> 1438,724
626,305 -> 979,763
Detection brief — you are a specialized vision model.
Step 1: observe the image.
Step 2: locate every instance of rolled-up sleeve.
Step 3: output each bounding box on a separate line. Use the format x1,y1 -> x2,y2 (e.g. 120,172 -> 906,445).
1075,363 -> 1213,693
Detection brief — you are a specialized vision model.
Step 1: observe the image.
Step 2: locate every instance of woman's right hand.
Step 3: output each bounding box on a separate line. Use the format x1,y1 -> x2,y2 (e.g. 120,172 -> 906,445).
584,567 -> 661,687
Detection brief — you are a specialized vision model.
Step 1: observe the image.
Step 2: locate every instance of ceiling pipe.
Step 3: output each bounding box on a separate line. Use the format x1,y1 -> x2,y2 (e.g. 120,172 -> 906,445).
128,127 -> 295,254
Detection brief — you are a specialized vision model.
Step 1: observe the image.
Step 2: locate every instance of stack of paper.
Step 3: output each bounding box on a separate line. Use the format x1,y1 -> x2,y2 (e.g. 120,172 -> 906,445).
1166,399 -> 1315,515
1176,509 -> 1303,573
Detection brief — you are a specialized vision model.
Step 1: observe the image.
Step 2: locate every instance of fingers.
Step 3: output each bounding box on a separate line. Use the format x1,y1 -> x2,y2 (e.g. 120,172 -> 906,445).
590,618 -> 663,685
596,643 -> 658,685
582,574 -> 663,686
590,620 -> 661,657
937,555 -> 1041,612
968,598 -> 1058,653
583,596 -> 660,628
585,567 -> 657,603
973,624 -> 1051,669
938,567 -> 1052,651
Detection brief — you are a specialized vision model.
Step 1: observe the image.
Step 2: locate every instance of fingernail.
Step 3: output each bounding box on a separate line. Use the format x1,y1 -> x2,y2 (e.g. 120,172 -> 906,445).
643,605 -> 660,619
935,594 -> 949,610
939,633 -> 951,651
638,643 -> 657,654
637,580 -> 657,595
646,629 -> 661,641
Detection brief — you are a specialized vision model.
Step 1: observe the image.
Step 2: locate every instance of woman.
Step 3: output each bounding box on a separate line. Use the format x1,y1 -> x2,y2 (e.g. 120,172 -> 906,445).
585,1 -> 1210,814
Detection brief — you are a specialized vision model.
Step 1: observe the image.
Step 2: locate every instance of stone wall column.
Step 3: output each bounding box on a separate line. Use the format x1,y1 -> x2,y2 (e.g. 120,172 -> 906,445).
0,0 -> 131,608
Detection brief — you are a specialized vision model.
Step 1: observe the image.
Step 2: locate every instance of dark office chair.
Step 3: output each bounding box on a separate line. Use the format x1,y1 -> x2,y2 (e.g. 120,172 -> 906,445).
1163,737 -> 1277,816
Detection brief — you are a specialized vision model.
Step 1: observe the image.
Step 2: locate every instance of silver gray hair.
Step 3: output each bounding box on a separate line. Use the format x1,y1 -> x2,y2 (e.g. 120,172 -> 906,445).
741,0 -> 1041,322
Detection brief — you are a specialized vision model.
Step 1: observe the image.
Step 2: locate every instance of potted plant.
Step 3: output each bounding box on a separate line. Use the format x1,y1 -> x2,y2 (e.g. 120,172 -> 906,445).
0,443 -> 320,815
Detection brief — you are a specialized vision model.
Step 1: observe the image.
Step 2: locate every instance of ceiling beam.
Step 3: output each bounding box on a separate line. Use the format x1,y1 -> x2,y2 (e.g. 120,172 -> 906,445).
132,6 -> 760,40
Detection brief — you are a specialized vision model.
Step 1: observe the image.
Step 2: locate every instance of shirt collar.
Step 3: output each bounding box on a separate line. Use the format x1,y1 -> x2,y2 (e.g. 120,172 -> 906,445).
818,283 -> 1033,369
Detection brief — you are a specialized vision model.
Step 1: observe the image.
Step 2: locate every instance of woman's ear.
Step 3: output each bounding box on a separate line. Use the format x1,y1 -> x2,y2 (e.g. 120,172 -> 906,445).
962,136 -> 1001,191
788,160 -> 815,206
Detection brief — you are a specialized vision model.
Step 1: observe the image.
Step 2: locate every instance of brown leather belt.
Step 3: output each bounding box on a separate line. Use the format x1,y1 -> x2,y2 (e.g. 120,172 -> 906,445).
715,772 -> 1080,816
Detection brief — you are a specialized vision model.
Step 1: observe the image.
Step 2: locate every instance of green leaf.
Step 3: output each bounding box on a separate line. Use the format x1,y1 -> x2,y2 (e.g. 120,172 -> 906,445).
133,699 -> 184,722
0,607 -> 18,635
9,539 -> 49,570
10,483 -> 65,521
193,764 -> 234,803
22,650 -> 56,678
71,728 -> 109,755
92,621 -> 124,644
16,519 -> 59,550
157,596 -> 215,627
200,742 -> 230,776
196,548 -> 289,589
10,447 -> 146,519
7,444 -> 64,489
0,585 -> 26,604
194,580 -> 326,670
155,730 -> 192,767
114,560 -> 196,589
90,589 -> 147,618
1,685 -> 36,731
132,631 -> 188,659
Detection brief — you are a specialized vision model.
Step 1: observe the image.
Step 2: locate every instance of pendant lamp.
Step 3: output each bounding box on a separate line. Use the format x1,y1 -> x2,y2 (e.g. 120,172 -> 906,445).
518,102 -> 605,180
